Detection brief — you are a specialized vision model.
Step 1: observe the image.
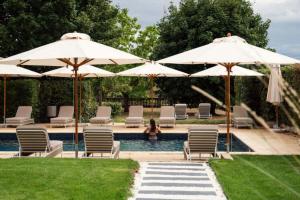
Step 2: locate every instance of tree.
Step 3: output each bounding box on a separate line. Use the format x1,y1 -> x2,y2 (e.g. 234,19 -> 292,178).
0,0 -> 148,121
153,0 -> 270,107
100,24 -> 160,101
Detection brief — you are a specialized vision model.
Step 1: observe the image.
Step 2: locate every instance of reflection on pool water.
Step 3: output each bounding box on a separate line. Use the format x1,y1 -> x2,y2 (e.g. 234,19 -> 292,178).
0,133 -> 253,152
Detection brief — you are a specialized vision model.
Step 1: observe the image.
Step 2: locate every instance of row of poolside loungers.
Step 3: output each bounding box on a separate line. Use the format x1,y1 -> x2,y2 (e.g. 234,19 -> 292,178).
15,125 -> 219,160
3,104 -> 212,128
3,104 -> 254,128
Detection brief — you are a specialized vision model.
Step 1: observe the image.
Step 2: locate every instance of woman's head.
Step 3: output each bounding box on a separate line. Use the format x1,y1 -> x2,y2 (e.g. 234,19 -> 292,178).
150,118 -> 156,129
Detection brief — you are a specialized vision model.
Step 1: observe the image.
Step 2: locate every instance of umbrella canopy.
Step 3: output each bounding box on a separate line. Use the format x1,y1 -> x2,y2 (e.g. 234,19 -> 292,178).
0,64 -> 41,123
0,32 -> 145,66
158,34 -> 299,152
267,65 -> 283,105
43,65 -> 115,123
117,62 -> 188,77
117,62 -> 188,115
190,65 -> 264,77
267,65 -> 283,128
0,32 -> 145,158
0,64 -> 42,77
42,65 -> 115,78
159,35 -> 300,65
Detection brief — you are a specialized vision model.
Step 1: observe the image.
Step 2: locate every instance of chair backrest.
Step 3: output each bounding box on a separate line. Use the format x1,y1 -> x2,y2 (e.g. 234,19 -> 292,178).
233,106 -> 248,118
188,126 -> 218,154
175,104 -> 187,116
160,106 -> 175,118
96,106 -> 111,118
15,106 -> 32,118
16,125 -> 51,153
188,125 -> 218,132
128,106 -> 143,118
58,106 -> 74,118
83,127 -> 113,153
199,103 -> 211,116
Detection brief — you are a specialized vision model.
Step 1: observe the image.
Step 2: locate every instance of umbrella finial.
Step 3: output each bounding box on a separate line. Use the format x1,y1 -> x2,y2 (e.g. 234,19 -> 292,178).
61,32 -> 91,41
227,32 -> 232,37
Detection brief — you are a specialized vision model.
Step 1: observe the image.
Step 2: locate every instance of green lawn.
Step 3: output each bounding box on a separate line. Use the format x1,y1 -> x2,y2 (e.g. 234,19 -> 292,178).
0,158 -> 138,200
210,155 -> 300,200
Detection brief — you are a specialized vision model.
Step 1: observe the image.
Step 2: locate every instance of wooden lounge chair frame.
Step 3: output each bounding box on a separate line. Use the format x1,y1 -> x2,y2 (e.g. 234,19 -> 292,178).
5,106 -> 34,127
197,103 -> 212,119
232,106 -> 254,128
89,106 -> 113,125
184,126 -> 218,160
175,104 -> 189,120
16,125 -> 63,157
83,127 -> 120,159
50,106 -> 74,128
159,106 -> 176,128
125,106 -> 144,127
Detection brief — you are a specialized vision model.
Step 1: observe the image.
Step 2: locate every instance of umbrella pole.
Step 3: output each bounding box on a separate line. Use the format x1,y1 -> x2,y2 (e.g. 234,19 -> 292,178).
150,77 -> 154,118
73,65 -> 79,158
225,64 -> 233,153
275,105 -> 279,129
3,76 -> 6,124
79,76 -> 82,124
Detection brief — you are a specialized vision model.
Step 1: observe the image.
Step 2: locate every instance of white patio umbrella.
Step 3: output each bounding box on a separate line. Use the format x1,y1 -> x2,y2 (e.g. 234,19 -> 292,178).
266,64 -> 283,128
43,65 -> 115,122
43,64 -> 115,78
117,62 -> 188,115
159,34 -> 299,151
0,32 -> 145,158
0,64 -> 42,123
191,64 -> 264,119
191,64 -> 264,77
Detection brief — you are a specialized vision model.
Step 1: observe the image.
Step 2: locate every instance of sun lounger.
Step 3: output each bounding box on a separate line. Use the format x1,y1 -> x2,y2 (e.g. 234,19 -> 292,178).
184,125 -> 218,160
83,126 -> 120,158
197,103 -> 212,119
5,106 -> 34,127
159,106 -> 175,128
125,106 -> 144,127
16,125 -> 63,157
233,106 -> 254,128
50,106 -> 74,128
175,104 -> 188,120
89,106 -> 113,125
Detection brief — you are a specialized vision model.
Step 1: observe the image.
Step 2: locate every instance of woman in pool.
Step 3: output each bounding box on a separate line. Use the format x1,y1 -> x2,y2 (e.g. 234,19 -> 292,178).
144,119 -> 161,140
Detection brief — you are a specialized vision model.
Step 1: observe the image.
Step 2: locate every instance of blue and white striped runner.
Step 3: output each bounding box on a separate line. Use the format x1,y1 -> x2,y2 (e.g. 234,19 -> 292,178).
130,162 -> 226,200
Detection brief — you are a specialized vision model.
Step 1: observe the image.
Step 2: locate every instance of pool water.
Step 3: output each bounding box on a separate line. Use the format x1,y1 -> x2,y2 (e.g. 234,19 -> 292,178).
0,133 -> 253,152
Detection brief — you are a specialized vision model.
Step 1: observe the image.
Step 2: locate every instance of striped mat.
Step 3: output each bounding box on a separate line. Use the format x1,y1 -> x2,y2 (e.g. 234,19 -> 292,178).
129,162 -> 227,200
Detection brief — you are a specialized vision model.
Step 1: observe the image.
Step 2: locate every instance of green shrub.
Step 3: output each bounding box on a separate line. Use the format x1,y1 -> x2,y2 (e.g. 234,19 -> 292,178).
81,80 -> 98,122
236,65 -> 300,127
0,79 -> 40,123
102,101 -> 123,116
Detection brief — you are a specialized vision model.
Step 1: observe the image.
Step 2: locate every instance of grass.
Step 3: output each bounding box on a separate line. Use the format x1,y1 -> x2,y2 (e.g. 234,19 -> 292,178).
0,158 -> 138,200
210,155 -> 300,200
113,111 -> 225,124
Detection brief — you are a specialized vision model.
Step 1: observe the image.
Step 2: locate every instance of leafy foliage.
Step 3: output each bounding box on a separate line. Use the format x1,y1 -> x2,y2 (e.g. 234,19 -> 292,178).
102,101 -> 123,116
0,0 -> 158,121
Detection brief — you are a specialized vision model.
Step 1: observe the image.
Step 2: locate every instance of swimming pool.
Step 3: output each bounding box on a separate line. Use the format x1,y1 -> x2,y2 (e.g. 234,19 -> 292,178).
0,133 -> 253,152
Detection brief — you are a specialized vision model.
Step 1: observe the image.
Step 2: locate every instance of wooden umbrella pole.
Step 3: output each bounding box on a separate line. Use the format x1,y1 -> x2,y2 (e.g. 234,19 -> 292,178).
150,76 -> 154,118
225,64 -> 233,152
3,76 -> 6,124
58,57 -> 93,158
79,76 -> 82,123
275,105 -> 279,128
73,64 -> 79,158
